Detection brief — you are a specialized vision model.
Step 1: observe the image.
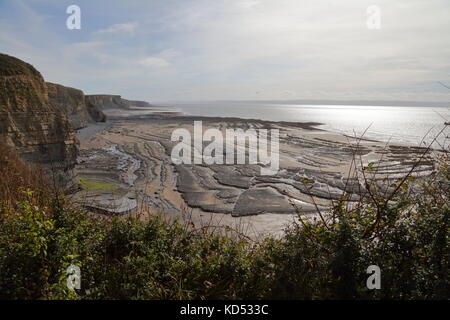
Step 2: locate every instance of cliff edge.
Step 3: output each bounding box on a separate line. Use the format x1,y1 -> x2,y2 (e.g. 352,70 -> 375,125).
47,82 -> 106,129
85,95 -> 152,111
0,53 -> 78,188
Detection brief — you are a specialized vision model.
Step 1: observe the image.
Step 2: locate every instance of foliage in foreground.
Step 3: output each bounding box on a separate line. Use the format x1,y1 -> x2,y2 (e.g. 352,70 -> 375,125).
0,144 -> 448,300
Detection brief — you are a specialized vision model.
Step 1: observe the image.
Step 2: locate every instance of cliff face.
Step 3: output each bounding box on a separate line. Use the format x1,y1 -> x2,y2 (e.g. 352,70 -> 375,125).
47,82 -> 106,129
85,95 -> 152,110
85,95 -> 131,110
0,53 -> 78,188
129,100 -> 151,107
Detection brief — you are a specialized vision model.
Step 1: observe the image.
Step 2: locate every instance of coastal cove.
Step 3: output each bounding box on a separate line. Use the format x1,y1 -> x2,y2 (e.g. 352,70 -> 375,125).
74,108 -> 443,238
1,0 -> 449,300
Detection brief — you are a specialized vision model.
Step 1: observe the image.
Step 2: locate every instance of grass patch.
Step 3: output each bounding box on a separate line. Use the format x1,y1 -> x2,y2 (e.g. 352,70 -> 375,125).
76,177 -> 118,192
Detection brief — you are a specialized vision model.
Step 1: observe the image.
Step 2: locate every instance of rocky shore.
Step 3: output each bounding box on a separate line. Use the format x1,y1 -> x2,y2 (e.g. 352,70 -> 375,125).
1,53 -> 439,238
74,110 -> 438,238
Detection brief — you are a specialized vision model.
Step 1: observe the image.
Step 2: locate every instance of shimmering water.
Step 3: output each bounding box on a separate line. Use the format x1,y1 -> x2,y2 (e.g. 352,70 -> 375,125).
168,102 -> 449,147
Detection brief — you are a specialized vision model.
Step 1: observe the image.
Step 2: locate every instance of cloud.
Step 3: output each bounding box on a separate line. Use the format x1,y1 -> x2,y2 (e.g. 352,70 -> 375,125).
139,57 -> 171,68
159,49 -> 180,60
94,22 -> 139,35
236,0 -> 261,10
1,0 -> 450,101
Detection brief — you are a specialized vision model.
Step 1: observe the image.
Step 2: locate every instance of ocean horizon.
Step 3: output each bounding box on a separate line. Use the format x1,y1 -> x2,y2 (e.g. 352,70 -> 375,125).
162,102 -> 449,147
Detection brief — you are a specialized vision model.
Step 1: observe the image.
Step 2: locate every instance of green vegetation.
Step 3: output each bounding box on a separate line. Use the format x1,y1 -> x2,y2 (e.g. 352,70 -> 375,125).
0,142 -> 448,300
76,177 -> 119,192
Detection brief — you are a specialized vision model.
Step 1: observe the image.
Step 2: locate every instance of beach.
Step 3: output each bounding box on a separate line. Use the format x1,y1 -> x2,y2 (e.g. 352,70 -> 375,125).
74,110 -> 438,239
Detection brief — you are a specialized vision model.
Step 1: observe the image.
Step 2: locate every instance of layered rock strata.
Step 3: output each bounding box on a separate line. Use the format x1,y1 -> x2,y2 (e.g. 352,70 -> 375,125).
0,53 -> 78,188
47,82 -> 106,129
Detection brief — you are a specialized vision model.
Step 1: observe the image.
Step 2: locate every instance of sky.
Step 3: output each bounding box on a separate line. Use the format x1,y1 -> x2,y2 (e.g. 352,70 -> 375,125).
1,0 -> 450,102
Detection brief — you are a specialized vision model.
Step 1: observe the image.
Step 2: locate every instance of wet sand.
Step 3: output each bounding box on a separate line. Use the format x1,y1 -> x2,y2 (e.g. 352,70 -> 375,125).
76,121 -> 111,143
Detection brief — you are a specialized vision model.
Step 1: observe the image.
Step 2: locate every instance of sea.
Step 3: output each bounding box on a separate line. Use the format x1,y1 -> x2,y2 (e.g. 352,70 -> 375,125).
161,102 -> 449,148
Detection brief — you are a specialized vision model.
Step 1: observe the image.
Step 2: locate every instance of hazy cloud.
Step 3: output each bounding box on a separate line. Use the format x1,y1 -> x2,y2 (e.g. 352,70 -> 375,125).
0,0 -> 449,102
139,57 -> 171,68
94,22 -> 139,35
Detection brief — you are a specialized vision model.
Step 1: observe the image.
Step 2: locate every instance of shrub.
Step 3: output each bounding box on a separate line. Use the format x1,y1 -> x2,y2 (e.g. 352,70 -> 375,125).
0,141 -> 448,300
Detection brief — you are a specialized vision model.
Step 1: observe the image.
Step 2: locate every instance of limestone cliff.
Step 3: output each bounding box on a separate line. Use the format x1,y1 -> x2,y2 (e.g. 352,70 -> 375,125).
47,82 -> 106,129
129,100 -> 151,107
85,95 -> 152,110
0,53 -> 78,188
85,94 -> 131,110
